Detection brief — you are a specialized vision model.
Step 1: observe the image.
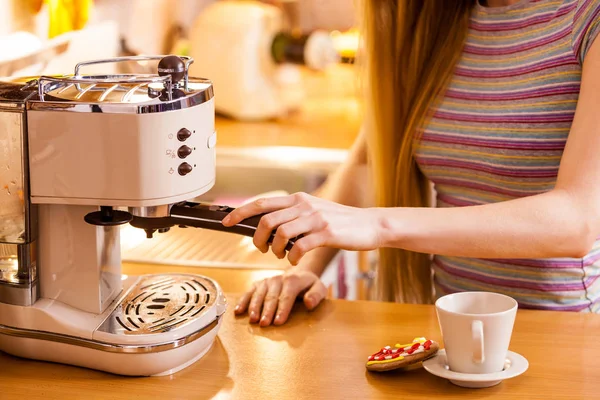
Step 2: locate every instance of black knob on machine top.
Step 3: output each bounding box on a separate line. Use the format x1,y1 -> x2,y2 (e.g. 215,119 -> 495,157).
158,55 -> 186,85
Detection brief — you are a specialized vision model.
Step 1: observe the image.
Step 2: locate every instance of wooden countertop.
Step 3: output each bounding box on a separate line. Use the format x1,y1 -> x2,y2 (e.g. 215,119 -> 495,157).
215,65 -> 362,150
2,287 -> 600,399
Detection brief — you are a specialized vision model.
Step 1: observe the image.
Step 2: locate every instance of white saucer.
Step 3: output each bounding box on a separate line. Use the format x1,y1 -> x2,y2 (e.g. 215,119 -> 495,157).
422,349 -> 528,388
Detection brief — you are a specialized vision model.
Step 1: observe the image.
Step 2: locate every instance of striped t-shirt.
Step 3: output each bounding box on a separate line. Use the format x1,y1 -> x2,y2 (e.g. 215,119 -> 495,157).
415,0 -> 600,312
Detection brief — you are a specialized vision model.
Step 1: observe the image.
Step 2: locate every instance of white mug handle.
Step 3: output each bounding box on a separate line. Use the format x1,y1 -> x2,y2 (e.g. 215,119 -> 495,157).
472,320 -> 485,364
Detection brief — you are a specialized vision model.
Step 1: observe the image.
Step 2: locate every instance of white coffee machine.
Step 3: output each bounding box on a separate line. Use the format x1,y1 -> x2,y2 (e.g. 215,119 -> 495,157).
0,55 -> 292,376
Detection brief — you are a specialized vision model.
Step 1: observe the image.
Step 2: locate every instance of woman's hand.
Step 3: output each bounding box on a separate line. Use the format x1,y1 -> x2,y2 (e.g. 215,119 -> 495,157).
234,268 -> 327,326
222,192 -> 381,265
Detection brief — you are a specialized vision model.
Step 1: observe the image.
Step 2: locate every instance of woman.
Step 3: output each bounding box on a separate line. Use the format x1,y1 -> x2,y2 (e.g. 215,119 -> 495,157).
223,0 -> 600,325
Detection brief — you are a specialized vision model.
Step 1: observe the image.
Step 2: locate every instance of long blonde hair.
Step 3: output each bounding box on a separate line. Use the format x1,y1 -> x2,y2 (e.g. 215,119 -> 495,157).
361,1 -> 476,303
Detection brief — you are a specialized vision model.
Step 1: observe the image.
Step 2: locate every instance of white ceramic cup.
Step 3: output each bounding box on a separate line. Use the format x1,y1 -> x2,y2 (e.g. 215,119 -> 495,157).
435,291 -> 518,374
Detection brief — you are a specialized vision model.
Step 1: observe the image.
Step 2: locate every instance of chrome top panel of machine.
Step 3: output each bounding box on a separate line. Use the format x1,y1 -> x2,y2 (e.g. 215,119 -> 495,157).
0,55 -> 214,114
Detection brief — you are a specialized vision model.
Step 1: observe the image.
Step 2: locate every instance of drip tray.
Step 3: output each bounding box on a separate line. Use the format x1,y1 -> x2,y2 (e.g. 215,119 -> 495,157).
121,226 -> 288,269
98,274 -> 217,335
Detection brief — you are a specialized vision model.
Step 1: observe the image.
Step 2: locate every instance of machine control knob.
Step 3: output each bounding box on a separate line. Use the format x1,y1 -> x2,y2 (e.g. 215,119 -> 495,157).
177,128 -> 192,141
178,145 -> 192,159
178,162 -> 193,176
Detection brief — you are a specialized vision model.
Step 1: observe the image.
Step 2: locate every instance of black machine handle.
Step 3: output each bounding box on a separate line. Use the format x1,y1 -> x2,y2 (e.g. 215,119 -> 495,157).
127,202 -> 300,252
170,203 -> 300,252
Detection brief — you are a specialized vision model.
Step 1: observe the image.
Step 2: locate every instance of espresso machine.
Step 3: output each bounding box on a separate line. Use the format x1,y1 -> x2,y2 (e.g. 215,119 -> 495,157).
0,55 -> 295,376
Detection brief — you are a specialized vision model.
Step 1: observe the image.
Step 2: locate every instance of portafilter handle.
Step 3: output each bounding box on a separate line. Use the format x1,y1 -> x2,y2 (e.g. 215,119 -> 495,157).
129,202 -> 301,252
171,203 -> 300,252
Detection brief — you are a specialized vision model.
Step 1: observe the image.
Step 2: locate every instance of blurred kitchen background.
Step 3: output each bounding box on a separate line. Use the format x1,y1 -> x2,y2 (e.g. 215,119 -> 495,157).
0,0 -> 374,300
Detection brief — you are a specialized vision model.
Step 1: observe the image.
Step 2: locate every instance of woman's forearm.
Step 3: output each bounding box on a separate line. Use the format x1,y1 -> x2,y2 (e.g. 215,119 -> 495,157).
294,246 -> 339,276
376,188 -> 596,259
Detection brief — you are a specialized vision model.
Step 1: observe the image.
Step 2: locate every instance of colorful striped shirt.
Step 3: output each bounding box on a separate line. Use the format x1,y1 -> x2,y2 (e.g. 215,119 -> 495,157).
416,0 -> 600,312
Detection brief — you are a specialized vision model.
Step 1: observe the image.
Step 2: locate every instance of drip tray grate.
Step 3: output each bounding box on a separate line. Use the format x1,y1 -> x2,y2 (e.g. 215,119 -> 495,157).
98,274 -> 217,335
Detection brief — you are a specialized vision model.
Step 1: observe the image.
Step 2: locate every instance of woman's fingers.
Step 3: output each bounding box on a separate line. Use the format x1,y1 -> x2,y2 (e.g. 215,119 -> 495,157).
273,273 -> 315,325
237,271 -> 326,326
303,279 -> 328,310
259,276 -> 283,327
234,284 -> 256,315
271,212 -> 328,258
253,206 -> 302,253
287,232 -> 329,266
270,214 -> 314,258
247,280 -> 268,323
222,195 -> 298,226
